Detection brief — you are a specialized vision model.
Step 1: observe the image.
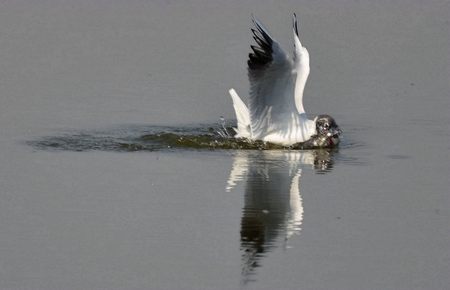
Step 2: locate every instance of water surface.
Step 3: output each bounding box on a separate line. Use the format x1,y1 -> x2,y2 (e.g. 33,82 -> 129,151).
1,1 -> 449,290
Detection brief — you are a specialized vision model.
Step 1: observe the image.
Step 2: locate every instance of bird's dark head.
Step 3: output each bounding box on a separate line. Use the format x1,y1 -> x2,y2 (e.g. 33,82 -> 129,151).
312,115 -> 342,147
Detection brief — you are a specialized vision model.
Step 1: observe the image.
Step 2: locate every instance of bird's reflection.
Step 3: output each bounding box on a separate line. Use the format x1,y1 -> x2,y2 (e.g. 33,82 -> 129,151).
226,149 -> 335,284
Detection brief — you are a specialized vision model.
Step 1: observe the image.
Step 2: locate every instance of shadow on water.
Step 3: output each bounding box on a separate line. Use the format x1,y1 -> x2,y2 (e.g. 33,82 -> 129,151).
225,150 -> 336,285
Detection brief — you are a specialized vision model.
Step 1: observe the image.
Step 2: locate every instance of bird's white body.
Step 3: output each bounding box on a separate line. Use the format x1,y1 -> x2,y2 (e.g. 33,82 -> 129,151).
229,15 -> 317,146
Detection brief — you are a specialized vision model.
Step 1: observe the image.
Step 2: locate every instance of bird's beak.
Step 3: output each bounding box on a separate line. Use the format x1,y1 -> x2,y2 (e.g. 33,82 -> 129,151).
327,128 -> 342,137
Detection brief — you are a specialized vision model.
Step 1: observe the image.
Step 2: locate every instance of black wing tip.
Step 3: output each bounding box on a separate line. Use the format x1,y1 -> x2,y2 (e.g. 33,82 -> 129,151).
293,13 -> 299,36
248,15 -> 273,70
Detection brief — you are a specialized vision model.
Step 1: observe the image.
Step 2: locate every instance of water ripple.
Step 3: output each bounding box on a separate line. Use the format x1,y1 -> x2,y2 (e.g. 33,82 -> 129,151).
27,123 -> 350,152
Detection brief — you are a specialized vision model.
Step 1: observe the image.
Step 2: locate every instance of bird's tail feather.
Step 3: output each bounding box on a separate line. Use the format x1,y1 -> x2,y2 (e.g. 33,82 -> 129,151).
229,88 -> 251,138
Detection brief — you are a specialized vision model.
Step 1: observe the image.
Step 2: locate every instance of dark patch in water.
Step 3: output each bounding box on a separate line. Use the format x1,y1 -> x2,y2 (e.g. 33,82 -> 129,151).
27,123 -> 346,153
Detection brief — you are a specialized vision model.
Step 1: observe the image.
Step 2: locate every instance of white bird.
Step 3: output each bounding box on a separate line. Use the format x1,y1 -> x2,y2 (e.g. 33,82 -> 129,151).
229,14 -> 340,147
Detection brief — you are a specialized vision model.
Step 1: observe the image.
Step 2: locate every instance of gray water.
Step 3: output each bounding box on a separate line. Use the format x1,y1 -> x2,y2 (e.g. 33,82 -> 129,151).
1,1 -> 449,289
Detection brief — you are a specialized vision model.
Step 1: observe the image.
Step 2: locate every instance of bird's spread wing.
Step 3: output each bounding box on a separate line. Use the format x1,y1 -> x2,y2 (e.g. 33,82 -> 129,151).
247,14 -> 310,139
292,13 -> 310,114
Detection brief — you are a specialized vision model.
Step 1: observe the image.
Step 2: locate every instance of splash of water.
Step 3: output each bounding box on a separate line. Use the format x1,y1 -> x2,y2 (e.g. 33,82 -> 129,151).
27,122 -> 341,152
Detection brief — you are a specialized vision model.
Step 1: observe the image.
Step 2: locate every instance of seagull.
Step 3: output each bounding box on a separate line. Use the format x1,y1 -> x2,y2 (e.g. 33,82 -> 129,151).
229,14 -> 341,147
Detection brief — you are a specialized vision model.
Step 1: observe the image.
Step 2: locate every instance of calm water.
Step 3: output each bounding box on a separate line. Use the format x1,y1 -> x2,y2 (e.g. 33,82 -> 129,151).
1,1 -> 449,290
